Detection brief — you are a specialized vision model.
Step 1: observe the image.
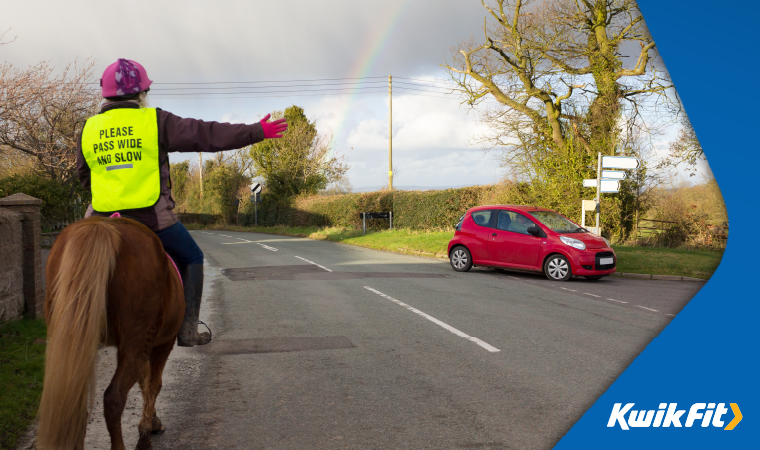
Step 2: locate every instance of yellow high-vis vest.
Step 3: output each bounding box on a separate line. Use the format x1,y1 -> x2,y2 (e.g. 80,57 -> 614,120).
81,107 -> 161,212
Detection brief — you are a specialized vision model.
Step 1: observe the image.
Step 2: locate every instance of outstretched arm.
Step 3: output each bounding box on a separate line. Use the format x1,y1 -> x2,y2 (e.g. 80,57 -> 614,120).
159,110 -> 287,153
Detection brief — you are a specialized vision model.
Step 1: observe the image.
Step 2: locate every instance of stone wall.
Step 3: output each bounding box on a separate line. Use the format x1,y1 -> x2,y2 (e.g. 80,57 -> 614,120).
0,193 -> 44,322
0,208 -> 25,323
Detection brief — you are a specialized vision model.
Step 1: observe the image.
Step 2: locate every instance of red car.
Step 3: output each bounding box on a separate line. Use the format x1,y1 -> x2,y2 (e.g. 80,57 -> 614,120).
447,205 -> 616,281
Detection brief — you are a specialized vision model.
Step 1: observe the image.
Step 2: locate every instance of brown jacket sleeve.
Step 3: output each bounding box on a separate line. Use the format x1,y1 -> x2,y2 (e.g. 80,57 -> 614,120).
158,109 -> 266,153
76,133 -> 91,190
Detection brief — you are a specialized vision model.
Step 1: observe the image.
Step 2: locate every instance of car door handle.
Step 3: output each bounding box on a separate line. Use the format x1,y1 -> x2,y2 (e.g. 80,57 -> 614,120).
491,233 -> 497,236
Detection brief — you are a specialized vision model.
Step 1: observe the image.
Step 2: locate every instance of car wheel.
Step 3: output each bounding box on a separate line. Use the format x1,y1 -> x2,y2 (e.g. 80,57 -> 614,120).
450,246 -> 473,272
544,254 -> 571,281
585,276 -> 604,280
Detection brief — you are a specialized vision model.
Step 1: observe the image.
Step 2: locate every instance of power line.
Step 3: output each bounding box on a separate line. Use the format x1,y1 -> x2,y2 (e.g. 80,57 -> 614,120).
394,76 -> 454,85
145,85 -> 454,97
148,80 -> 388,91
141,79 -> 451,92
83,73 -> 502,104
86,75 -> 390,85
148,90 -> 390,100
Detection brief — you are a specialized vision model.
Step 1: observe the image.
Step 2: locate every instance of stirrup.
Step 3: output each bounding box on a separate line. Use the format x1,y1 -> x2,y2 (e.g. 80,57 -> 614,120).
197,320 -> 213,344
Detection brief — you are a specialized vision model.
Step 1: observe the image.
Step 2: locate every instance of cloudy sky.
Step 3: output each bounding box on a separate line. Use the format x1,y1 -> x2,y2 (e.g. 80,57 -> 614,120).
2,0 -> 705,190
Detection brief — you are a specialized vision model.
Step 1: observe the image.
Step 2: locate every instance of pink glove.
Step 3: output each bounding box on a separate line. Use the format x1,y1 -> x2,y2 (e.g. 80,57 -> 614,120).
260,114 -> 288,139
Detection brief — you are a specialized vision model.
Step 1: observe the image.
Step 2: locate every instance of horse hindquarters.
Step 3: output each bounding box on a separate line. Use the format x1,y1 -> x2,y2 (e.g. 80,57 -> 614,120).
37,219 -> 121,450
104,220 -> 184,450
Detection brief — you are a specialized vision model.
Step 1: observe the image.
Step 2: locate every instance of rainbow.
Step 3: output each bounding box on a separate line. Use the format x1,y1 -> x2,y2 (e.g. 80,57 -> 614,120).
331,0 -> 413,147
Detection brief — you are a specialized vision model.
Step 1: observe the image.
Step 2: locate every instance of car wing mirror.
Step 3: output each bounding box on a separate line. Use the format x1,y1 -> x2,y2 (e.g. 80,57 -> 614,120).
527,226 -> 541,236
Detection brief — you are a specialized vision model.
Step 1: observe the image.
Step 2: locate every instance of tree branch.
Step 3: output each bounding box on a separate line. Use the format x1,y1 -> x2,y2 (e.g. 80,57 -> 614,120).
615,42 -> 656,77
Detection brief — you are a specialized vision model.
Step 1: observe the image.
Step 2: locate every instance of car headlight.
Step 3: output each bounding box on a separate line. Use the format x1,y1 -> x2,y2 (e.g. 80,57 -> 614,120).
560,236 -> 586,250
602,237 -> 611,247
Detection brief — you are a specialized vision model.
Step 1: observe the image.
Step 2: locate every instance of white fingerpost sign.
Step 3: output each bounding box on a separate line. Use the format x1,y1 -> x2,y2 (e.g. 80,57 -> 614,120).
602,156 -> 640,169
601,170 -> 627,180
583,179 -> 621,192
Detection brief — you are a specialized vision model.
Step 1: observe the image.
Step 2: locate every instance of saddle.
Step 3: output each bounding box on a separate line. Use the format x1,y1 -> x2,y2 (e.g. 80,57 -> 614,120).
109,212 -> 182,286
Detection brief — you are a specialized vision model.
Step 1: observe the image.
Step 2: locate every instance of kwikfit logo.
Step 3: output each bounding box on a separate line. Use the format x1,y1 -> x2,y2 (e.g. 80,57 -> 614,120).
608,403 -> 742,430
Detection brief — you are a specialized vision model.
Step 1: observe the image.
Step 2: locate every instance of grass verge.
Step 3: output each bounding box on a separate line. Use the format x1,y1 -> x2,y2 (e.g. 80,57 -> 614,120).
611,245 -> 723,279
185,224 -> 453,258
186,224 -> 724,279
0,318 -> 46,450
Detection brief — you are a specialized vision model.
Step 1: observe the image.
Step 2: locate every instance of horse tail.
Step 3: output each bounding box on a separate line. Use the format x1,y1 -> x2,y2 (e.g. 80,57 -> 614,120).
36,219 -> 121,450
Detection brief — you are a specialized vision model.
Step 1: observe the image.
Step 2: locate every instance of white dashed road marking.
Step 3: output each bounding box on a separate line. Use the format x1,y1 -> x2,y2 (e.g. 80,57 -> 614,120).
635,305 -> 659,312
560,287 -> 577,292
295,256 -> 332,272
221,239 -> 252,245
364,287 -> 501,353
257,243 -> 278,252
583,293 -> 601,298
508,276 -> 521,280
606,298 -> 628,304
219,234 -> 232,237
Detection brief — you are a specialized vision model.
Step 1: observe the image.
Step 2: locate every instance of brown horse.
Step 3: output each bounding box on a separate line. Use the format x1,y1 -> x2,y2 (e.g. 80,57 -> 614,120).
36,216 -> 185,450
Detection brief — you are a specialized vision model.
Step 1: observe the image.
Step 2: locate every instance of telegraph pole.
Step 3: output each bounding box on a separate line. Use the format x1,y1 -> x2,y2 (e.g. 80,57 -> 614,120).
388,75 -> 393,191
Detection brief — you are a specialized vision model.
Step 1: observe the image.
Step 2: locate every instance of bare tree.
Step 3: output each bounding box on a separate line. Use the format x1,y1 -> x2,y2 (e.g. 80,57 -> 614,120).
0,58 -> 100,185
656,118 -> 703,176
443,0 -> 675,168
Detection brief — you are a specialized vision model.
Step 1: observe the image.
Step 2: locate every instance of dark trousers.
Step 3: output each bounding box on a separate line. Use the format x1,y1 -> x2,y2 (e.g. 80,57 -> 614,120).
155,222 -> 204,267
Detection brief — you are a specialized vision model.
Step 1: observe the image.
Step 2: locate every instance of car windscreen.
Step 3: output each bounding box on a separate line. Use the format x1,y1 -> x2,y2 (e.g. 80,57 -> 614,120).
528,211 -> 584,233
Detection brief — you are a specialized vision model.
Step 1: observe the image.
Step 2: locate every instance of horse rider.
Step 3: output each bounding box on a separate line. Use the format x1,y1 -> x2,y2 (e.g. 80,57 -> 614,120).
76,58 -> 287,346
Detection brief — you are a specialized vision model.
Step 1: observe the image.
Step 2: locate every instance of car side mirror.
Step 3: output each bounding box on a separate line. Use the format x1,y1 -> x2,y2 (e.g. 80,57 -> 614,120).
527,226 -> 541,236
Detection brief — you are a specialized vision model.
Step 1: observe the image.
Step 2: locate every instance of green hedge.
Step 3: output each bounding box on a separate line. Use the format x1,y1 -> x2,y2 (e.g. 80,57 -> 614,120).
0,173 -> 89,230
237,186 -> 493,230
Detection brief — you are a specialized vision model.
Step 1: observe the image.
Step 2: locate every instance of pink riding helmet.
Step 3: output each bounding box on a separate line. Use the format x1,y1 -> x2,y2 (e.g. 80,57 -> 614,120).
100,58 -> 152,98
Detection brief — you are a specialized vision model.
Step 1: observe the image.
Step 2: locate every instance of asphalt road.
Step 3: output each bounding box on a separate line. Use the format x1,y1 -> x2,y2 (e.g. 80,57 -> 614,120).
66,230 -> 705,450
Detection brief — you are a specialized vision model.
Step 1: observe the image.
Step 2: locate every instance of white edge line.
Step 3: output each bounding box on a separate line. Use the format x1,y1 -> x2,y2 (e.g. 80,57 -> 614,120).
508,276 -> 520,280
635,305 -> 659,312
606,298 -> 628,304
295,256 -> 332,272
363,286 -> 500,353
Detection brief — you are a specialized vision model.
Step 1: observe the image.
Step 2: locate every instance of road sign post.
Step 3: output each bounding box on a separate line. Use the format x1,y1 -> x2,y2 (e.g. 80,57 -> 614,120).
361,212 -> 392,235
251,183 -> 262,226
596,152 -> 602,235
583,153 -> 639,236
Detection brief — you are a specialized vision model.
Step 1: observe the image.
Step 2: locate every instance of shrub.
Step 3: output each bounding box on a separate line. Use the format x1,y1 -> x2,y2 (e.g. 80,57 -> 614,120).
0,173 -> 88,229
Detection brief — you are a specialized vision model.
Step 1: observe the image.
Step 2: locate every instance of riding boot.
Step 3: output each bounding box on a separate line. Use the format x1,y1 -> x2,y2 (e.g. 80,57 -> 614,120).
176,264 -> 212,347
